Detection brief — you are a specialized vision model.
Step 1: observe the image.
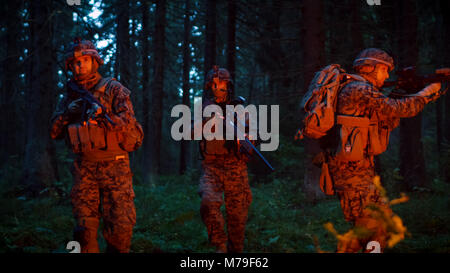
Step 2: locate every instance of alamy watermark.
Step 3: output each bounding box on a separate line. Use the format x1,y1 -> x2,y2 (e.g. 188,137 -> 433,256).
66,0 -> 81,6
366,0 -> 381,5
170,97 -> 279,152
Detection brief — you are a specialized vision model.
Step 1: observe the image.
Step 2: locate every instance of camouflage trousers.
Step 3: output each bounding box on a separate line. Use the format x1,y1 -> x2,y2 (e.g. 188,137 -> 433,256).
70,157 -> 136,253
198,157 -> 252,253
329,157 -> 393,253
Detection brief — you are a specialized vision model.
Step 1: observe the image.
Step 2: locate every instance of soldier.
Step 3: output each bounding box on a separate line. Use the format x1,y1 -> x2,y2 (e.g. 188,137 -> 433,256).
50,38 -> 144,253
197,66 -> 253,253
323,48 -> 445,252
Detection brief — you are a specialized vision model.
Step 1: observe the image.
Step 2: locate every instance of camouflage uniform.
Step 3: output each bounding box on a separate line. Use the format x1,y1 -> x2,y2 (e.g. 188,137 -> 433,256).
198,66 -> 252,253
50,39 -> 143,253
199,155 -> 252,253
328,78 -> 427,252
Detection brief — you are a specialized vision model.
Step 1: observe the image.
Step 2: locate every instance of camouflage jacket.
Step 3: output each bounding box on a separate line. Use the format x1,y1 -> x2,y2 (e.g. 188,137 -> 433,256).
50,76 -> 143,159
325,78 -> 427,166
337,79 -> 427,126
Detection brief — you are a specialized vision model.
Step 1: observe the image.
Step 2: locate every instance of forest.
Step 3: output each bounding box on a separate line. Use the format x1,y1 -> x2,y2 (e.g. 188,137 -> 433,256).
0,0 -> 449,253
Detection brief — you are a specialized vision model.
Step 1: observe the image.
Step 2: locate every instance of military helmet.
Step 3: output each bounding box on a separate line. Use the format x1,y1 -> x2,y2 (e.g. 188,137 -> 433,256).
353,48 -> 394,72
64,38 -> 104,70
205,65 -> 233,90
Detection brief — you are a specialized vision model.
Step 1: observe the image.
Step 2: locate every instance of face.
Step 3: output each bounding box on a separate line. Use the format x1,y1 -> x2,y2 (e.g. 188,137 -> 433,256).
373,64 -> 390,88
211,78 -> 228,103
71,55 -> 93,76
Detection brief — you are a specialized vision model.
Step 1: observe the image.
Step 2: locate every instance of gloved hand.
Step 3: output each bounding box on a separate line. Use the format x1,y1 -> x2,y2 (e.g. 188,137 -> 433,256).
66,98 -> 84,115
86,103 -> 103,120
416,83 -> 442,103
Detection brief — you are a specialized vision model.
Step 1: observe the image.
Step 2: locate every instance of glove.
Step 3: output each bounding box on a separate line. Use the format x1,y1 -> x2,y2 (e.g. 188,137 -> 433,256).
66,98 -> 84,115
416,83 -> 442,103
86,103 -> 103,120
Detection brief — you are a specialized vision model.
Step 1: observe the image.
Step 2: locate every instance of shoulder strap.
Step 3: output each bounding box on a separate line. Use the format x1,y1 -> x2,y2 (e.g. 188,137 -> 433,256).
94,77 -> 116,93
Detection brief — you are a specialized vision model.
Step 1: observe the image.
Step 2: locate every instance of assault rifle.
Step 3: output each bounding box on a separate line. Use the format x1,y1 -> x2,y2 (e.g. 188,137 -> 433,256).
203,96 -> 275,172
67,80 -> 115,125
383,66 -> 450,99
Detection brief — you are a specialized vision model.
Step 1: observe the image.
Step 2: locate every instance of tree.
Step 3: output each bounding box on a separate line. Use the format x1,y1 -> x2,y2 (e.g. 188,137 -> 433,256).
227,0 -> 236,82
22,0 -> 57,195
148,0 -> 167,176
203,0 -> 217,94
116,0 -> 131,92
440,0 -> 450,182
301,0 -> 326,201
142,0 -> 152,180
179,0 -> 192,175
396,0 -> 428,190
0,1 -> 21,167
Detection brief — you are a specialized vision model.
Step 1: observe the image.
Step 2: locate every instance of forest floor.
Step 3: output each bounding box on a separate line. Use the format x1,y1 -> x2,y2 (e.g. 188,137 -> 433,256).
0,167 -> 449,253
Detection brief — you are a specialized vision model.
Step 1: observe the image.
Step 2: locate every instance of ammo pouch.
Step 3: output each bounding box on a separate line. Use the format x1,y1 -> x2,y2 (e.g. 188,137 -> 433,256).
116,121 -> 144,152
335,115 -> 370,162
67,122 -> 106,154
367,115 -> 390,156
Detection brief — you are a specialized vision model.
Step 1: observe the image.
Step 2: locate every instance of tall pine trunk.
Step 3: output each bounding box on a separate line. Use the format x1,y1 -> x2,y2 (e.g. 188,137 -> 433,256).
441,0 -> 450,182
397,0 -> 427,190
179,0 -> 192,175
116,0 -> 131,89
203,0 -> 217,96
22,0 -> 56,195
149,0 -> 166,175
142,0 -> 151,181
1,1 -> 21,167
227,0 -> 236,82
301,0 -> 325,202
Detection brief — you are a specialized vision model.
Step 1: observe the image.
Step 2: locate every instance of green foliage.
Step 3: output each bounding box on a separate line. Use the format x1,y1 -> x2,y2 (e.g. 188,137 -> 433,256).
1,162 -> 448,253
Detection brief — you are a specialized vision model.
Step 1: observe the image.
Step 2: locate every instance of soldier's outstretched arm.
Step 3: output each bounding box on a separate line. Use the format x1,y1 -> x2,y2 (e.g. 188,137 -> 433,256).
357,83 -> 440,118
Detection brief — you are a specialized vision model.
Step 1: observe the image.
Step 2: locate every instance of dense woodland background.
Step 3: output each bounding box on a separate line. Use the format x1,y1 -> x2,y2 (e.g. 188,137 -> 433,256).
0,0 -> 449,253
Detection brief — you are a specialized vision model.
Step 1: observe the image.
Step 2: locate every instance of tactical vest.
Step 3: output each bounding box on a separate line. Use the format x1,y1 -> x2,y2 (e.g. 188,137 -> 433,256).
334,83 -> 393,162
318,81 -> 396,196
199,121 -> 234,160
67,77 -> 129,161
199,108 -> 237,161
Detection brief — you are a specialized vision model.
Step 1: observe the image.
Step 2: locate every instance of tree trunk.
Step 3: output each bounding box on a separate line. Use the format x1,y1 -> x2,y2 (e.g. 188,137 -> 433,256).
301,0 -> 326,202
149,0 -> 166,175
142,0 -> 151,181
116,0 -> 131,89
432,0 -> 445,179
0,1 -> 21,167
440,0 -> 450,182
349,0 -> 364,57
179,0 -> 192,175
22,0 -> 56,195
397,0 -> 427,190
227,0 -> 237,82
203,0 -> 217,98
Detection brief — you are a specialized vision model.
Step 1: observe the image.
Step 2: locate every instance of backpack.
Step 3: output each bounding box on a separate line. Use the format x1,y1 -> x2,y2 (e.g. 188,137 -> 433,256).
296,64 -> 364,140
296,64 -> 366,195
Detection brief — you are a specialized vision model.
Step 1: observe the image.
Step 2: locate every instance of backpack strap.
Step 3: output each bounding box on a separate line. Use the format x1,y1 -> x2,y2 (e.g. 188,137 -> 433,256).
94,77 -> 116,93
